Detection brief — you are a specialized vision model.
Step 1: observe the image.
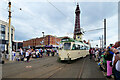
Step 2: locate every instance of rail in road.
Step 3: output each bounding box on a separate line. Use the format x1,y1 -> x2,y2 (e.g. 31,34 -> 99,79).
2,56 -> 107,79
43,57 -> 87,79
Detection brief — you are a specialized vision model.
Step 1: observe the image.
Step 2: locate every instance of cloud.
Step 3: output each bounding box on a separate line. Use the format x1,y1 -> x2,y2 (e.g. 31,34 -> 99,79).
81,2 -> 118,26
0,1 -> 118,48
86,13 -> 118,47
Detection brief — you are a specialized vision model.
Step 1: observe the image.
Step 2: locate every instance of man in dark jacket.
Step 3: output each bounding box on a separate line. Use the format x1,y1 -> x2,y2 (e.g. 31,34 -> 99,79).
89,48 -> 93,59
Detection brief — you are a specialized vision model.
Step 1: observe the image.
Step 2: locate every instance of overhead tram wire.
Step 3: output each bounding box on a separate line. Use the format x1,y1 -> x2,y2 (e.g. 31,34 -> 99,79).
4,0 -> 61,34
84,28 -> 104,32
83,27 -> 110,35
66,27 -> 111,36
47,0 -> 74,23
47,0 -> 66,17
85,27 -> 111,32
4,0 -> 74,30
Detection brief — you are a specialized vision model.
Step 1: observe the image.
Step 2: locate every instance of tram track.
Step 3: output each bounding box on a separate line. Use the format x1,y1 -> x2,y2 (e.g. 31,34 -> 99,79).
77,57 -> 86,79
40,60 -> 74,78
3,57 -> 59,78
46,64 -> 67,79
42,63 -> 68,79
35,56 -> 87,78
3,56 -> 87,79
44,56 -> 87,79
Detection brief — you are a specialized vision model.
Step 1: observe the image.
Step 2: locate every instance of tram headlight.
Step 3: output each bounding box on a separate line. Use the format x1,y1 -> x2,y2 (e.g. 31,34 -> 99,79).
67,53 -> 70,56
59,53 -> 61,56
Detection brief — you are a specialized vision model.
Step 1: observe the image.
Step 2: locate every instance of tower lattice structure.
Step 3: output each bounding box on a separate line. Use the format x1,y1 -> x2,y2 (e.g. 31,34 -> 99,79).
73,3 -> 82,40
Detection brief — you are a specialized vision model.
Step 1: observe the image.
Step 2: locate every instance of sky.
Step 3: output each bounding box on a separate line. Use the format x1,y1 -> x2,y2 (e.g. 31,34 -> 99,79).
0,0 -> 119,47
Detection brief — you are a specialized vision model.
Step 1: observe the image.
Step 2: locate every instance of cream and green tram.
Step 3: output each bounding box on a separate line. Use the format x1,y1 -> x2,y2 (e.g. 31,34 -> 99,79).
59,38 -> 90,61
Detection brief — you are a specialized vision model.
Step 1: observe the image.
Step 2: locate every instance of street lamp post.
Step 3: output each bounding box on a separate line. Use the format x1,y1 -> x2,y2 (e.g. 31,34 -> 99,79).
55,35 -> 56,48
8,1 -> 12,61
42,32 -> 44,48
99,37 -> 101,49
102,35 -> 103,49
104,19 -> 106,48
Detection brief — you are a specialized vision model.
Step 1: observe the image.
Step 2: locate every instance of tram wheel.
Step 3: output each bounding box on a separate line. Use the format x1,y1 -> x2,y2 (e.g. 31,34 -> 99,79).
57,57 -> 62,63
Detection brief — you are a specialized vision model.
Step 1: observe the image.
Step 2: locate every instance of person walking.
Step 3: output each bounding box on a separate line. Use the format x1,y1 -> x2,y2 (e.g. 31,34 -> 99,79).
36,49 -> 39,58
23,49 -> 26,58
44,49 -> 47,56
39,48 -> 42,58
47,49 -> 50,56
89,48 -> 93,59
26,50 -> 29,62
6,50 -> 9,60
56,48 -> 59,56
12,50 -> 16,61
95,49 -> 99,61
20,48 -> 23,56
41,48 -> 44,57
92,48 -> 96,59
98,49 -> 102,62
19,48 -> 24,61
51,49 -> 53,56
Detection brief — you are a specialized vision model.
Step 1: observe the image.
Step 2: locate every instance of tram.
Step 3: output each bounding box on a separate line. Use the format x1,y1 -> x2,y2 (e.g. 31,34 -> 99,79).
58,37 -> 90,61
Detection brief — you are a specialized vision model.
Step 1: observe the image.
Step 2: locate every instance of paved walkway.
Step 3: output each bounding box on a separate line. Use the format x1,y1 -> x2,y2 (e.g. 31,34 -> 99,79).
82,56 -> 114,80
81,56 -> 106,79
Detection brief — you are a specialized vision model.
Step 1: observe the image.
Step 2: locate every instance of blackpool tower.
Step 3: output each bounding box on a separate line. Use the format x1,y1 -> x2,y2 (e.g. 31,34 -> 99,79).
73,3 -> 83,41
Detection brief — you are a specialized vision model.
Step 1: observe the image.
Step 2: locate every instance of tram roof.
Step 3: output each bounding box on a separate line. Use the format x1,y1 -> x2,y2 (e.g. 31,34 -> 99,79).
82,42 -> 90,47
61,38 -> 76,42
61,38 -> 89,47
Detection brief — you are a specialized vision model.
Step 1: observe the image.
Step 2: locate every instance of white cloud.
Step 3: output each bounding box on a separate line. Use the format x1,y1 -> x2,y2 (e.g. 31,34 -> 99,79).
0,1 -> 118,48
106,13 -> 118,45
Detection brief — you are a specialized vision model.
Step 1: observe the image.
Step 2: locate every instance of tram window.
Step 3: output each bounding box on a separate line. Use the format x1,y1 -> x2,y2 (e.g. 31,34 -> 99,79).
64,43 -> 71,50
72,44 -> 81,50
83,46 -> 88,50
72,44 -> 76,50
76,45 -> 80,50
72,44 -> 89,50
83,46 -> 86,50
80,46 -> 83,50
77,45 -> 80,50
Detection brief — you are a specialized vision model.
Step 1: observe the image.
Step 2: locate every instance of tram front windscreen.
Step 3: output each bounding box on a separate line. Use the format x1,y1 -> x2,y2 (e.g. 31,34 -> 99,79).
64,43 -> 71,50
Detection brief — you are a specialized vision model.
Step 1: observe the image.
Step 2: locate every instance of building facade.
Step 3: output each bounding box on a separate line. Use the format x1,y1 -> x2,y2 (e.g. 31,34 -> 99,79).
0,20 -> 15,51
23,35 -> 61,48
13,41 -> 23,50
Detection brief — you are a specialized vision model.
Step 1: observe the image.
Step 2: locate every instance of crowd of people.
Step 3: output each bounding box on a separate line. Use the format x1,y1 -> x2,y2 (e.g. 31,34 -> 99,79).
89,44 -> 120,80
1,43 -> 120,80
2,48 -> 59,63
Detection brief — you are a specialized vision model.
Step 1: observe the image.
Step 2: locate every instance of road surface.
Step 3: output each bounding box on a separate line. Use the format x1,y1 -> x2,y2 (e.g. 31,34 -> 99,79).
2,56 -> 106,79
